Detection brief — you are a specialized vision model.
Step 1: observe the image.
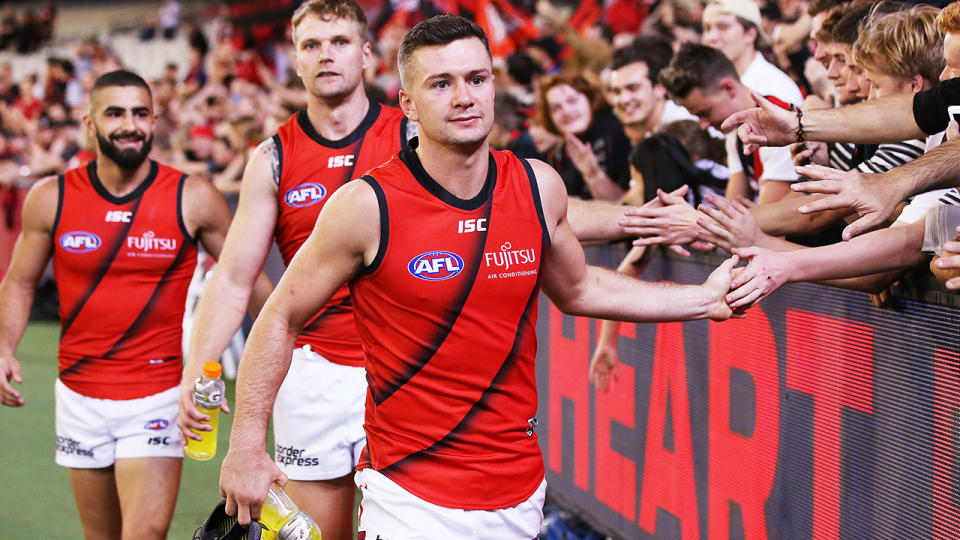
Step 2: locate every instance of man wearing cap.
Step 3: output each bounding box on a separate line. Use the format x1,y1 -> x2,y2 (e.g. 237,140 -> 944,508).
703,0 -> 804,107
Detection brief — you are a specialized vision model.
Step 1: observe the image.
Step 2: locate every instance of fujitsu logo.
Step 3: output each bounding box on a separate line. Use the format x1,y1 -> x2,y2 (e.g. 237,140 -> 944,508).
483,242 -> 535,271
127,230 -> 177,252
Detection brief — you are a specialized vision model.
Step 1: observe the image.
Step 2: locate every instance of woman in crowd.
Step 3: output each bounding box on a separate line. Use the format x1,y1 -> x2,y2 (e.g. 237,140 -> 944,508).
533,73 -> 632,201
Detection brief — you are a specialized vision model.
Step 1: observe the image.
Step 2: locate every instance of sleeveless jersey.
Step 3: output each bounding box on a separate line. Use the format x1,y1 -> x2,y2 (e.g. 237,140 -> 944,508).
351,145 -> 549,510
53,160 -> 197,400
274,103 -> 410,367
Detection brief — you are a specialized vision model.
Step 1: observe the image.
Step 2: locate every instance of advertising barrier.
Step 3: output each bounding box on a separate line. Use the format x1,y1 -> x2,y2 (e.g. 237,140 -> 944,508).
536,246 -> 960,539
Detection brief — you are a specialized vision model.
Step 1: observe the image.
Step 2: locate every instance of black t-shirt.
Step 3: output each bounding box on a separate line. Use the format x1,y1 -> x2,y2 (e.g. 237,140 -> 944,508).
552,109 -> 631,200
913,77 -> 960,135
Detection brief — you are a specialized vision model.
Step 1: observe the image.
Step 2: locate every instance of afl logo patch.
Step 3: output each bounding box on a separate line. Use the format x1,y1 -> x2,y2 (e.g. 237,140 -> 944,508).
408,251 -> 464,281
284,182 -> 327,208
59,231 -> 102,253
144,419 -> 169,431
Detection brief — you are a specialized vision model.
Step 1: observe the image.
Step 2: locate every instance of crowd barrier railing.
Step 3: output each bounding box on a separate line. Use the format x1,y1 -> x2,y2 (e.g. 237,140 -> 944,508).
536,244 -> 960,539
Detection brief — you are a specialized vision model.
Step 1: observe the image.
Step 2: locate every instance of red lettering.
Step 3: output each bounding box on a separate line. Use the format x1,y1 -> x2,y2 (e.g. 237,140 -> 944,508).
709,312 -> 780,539
785,310 -> 874,540
547,303 -> 590,489
595,360 -> 637,520
639,322 -> 699,537
932,348 -> 960,540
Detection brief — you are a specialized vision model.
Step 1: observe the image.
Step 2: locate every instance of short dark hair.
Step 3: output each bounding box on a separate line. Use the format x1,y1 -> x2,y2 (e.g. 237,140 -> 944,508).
659,43 -> 739,99
610,35 -> 674,84
816,5 -> 846,43
91,70 -> 152,102
833,0 -> 905,45
807,0 -> 850,17
398,14 -> 490,85
506,51 -> 543,88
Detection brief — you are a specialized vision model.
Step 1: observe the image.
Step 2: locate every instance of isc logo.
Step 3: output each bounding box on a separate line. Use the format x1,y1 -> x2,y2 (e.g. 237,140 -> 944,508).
458,218 -> 487,233
147,436 -> 171,446
327,155 -> 355,168
408,251 -> 464,281
284,182 -> 327,208
59,231 -> 102,253
105,210 -> 132,223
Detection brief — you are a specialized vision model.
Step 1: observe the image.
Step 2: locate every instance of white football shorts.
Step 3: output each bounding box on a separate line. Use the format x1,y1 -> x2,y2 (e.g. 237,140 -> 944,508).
355,468 -> 546,540
272,345 -> 367,480
54,380 -> 183,468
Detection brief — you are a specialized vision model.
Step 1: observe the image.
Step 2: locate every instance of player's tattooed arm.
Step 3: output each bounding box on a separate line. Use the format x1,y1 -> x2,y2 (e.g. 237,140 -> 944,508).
256,137 -> 281,187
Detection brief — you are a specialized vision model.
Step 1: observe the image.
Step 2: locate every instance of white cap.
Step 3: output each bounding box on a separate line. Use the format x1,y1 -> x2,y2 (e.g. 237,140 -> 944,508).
706,0 -> 771,45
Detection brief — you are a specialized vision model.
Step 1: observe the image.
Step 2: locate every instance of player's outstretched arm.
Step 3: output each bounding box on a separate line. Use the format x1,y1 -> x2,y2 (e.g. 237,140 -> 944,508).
529,159 -> 736,323
178,140 -> 280,440
566,198 -> 633,243
220,178 -> 380,526
0,177 -> 57,407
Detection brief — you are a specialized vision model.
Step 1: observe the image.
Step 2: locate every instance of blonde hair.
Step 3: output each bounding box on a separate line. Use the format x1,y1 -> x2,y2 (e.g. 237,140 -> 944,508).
291,0 -> 368,43
938,0 -> 960,34
853,5 -> 944,86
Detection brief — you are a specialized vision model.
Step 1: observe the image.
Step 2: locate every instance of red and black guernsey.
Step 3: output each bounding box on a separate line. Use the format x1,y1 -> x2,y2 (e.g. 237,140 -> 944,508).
351,144 -> 550,510
274,103 -> 410,367
53,160 -> 197,400
735,95 -> 794,191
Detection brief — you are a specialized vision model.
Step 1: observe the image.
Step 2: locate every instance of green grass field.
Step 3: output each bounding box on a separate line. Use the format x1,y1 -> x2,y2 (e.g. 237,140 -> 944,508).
0,322 -> 239,539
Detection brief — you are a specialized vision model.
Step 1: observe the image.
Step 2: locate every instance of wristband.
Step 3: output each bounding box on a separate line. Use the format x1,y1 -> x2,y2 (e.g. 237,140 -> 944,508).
796,107 -> 805,143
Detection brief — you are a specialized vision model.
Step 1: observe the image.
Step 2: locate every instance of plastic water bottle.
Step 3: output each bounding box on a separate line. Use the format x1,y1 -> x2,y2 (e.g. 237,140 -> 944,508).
259,484 -> 323,539
184,361 -> 225,461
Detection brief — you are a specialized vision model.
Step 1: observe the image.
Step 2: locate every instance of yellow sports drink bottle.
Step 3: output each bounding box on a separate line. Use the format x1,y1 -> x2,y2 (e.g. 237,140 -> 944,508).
184,362 -> 225,461
260,484 -> 323,539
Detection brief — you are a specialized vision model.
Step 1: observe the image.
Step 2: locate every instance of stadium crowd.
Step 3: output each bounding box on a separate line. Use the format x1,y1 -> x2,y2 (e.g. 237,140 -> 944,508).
3,0 -> 960,537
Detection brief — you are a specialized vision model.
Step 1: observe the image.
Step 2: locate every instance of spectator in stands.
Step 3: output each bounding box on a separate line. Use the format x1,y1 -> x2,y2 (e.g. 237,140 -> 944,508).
803,0 -> 850,103
803,2 -> 926,177
702,0 -> 804,106
13,74 -> 41,121
815,5 -> 864,107
626,4 -> 939,256
607,35 -> 695,144
721,1 -> 960,243
659,42 -> 799,204
688,6 -> 952,308
504,50 -> 543,106
489,93 -> 541,159
533,72 -> 632,200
